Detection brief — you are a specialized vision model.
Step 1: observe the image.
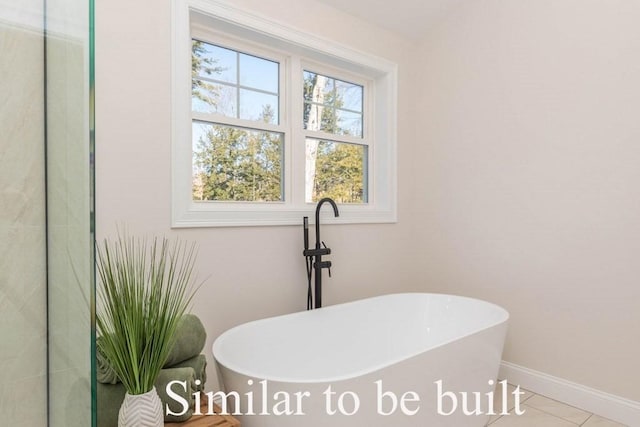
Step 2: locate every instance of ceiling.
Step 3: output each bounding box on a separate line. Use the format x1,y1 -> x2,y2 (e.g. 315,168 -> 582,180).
314,0 -> 468,41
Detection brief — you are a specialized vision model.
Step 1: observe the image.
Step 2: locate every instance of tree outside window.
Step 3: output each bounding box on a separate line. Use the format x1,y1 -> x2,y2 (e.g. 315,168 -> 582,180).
191,39 -> 367,205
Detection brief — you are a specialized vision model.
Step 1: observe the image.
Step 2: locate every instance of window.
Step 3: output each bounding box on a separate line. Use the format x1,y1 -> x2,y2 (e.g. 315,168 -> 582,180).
191,39 -> 284,202
303,71 -> 368,204
172,0 -> 397,227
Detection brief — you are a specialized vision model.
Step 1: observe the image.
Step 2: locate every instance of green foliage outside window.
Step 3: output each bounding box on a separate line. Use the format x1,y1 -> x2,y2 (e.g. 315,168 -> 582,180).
191,40 -> 367,204
192,118 -> 283,202
312,140 -> 366,204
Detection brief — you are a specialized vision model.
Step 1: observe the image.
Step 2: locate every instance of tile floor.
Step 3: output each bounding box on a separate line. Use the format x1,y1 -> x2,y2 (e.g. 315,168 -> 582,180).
486,384 -> 627,427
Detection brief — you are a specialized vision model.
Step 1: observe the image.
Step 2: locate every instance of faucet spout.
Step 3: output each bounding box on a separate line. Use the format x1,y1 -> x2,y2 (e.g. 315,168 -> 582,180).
314,197 -> 339,249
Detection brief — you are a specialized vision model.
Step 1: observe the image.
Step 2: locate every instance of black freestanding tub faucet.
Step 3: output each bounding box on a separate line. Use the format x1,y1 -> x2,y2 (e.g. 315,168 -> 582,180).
303,197 -> 339,309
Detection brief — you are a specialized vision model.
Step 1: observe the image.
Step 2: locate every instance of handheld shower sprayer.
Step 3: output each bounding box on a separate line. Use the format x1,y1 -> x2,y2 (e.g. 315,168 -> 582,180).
303,216 -> 313,310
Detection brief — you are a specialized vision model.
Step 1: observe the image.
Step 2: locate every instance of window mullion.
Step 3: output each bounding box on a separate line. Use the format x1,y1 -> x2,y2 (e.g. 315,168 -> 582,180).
302,129 -> 370,147
303,101 -> 363,115
235,51 -> 240,119
196,75 -> 278,98
191,112 -> 284,134
289,55 -> 305,206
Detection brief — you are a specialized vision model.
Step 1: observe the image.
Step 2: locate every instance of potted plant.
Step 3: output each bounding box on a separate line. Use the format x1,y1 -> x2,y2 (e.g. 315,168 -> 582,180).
96,233 -> 199,427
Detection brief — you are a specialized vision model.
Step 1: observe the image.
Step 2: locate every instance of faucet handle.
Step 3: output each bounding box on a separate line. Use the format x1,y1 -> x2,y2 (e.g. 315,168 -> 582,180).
314,260 -> 333,275
323,260 -> 333,277
321,242 -> 332,277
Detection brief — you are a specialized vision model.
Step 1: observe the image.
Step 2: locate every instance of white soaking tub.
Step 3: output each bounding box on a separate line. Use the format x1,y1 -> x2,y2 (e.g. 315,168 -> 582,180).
212,293 -> 509,427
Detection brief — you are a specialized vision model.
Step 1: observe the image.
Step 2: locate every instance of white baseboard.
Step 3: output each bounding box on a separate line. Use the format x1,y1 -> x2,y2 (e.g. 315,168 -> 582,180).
499,361 -> 640,426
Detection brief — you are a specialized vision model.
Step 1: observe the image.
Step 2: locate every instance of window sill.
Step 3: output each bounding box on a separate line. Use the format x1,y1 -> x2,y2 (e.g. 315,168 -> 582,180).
171,203 -> 397,228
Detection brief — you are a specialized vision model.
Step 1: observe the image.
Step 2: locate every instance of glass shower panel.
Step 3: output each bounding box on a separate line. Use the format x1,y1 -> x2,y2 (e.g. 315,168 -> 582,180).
45,0 -> 95,424
0,0 -> 94,425
0,1 -> 48,425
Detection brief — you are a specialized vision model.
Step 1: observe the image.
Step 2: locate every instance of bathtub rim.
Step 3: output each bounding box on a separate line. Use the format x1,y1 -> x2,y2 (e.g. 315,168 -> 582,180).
212,292 -> 509,384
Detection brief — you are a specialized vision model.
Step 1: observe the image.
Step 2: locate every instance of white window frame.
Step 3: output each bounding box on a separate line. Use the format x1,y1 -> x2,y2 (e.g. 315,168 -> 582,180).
171,0 -> 398,227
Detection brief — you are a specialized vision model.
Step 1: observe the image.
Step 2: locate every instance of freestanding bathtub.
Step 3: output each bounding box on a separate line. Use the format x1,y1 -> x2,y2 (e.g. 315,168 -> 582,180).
212,293 -> 509,427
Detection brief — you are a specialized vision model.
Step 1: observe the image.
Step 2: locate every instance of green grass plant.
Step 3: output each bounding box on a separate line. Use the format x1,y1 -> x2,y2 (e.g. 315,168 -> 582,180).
96,233 -> 199,395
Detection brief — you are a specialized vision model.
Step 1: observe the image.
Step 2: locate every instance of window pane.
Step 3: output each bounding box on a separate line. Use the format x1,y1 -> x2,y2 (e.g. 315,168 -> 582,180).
303,100 -> 323,132
192,39 -> 280,124
192,80 -> 237,116
239,89 -> 278,124
335,79 -> 363,112
336,109 -> 363,137
303,70 -> 364,138
303,71 -> 334,106
303,105 -> 363,137
192,40 -> 237,83
305,138 -> 367,203
193,122 -> 283,202
240,53 -> 278,93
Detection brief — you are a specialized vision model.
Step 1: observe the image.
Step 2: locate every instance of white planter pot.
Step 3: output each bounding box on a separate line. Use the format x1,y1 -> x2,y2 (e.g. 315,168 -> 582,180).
118,386 -> 163,427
